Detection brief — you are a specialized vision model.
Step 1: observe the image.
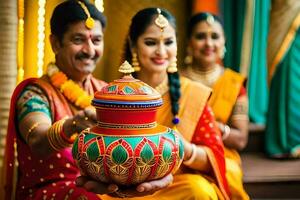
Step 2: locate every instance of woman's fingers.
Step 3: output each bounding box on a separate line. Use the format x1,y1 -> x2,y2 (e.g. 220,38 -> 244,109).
136,173 -> 173,192
75,174 -> 173,197
75,176 -> 119,194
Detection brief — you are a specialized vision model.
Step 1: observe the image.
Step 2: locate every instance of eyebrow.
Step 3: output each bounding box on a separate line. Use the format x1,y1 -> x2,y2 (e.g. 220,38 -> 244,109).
143,36 -> 174,40
71,32 -> 103,38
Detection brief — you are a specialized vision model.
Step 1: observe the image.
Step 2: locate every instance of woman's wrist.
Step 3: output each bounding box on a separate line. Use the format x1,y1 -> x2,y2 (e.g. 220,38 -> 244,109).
183,143 -> 197,166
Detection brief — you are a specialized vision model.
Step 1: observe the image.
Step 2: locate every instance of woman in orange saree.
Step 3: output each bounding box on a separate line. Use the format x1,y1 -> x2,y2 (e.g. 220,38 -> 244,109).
78,7 -> 230,200
182,12 -> 249,200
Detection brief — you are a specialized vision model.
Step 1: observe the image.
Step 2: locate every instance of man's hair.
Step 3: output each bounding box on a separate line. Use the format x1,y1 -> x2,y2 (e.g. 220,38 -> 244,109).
50,0 -> 106,42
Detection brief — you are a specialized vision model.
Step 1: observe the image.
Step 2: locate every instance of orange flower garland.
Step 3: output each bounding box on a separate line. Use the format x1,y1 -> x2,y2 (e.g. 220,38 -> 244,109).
47,62 -> 93,109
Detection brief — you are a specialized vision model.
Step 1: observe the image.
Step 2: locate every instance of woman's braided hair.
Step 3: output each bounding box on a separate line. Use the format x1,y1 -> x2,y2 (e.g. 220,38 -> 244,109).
168,72 -> 181,124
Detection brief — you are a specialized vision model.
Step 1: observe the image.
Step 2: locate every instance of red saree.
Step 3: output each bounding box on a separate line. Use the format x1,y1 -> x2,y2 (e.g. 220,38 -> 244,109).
3,76 -> 106,200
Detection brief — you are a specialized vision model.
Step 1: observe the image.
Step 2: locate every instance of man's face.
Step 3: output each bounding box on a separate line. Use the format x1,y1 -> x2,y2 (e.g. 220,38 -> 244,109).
53,20 -> 104,81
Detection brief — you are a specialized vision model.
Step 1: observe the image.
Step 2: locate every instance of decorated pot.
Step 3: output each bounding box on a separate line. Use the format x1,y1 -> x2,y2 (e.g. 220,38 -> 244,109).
72,62 -> 184,186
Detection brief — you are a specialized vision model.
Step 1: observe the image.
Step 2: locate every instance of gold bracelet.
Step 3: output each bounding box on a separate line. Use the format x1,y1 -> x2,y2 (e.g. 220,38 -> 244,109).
183,144 -> 197,166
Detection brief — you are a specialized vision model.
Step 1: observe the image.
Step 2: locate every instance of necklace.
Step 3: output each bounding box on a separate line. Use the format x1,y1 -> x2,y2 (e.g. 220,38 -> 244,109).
47,62 -> 93,109
186,64 -> 223,87
154,76 -> 169,95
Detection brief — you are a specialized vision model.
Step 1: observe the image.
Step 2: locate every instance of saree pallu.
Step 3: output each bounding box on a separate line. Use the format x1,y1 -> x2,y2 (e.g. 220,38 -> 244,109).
209,69 -> 249,200
157,77 -> 230,200
3,76 -> 105,200
184,67 -> 249,200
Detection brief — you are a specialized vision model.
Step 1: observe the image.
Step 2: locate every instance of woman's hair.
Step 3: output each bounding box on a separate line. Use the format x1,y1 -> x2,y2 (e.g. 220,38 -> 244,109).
124,7 -> 181,125
50,0 -> 106,43
187,12 -> 224,39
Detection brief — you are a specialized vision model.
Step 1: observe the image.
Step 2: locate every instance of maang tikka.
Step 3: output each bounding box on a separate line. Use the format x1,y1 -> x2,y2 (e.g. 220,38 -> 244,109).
155,8 -> 169,40
78,1 -> 95,29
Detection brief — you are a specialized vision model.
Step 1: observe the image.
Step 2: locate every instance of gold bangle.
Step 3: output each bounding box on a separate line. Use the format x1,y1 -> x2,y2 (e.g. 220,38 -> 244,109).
183,144 -> 197,166
47,119 -> 71,151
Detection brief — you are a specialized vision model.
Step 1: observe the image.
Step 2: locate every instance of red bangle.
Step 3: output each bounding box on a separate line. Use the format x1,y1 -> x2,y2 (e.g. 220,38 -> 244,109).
60,128 -> 75,144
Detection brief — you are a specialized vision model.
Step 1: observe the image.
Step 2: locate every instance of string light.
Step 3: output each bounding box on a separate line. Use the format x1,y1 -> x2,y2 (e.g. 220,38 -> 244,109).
17,0 -> 24,82
37,0 -> 46,77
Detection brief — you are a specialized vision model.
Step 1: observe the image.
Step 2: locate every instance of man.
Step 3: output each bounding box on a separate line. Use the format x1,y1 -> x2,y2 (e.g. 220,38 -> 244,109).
3,1 -> 172,199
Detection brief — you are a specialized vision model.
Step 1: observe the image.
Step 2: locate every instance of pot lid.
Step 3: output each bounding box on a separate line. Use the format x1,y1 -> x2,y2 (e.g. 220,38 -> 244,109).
92,61 -> 162,109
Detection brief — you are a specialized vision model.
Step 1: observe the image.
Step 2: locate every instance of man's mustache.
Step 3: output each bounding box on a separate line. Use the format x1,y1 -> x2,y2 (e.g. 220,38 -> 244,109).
75,52 -> 99,60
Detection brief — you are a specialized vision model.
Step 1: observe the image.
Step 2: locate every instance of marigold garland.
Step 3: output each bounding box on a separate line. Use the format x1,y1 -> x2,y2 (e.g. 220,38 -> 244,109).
47,62 -> 93,109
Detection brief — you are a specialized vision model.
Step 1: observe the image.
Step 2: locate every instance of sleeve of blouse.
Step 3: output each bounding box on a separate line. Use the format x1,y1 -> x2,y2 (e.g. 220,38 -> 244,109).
16,84 -> 52,122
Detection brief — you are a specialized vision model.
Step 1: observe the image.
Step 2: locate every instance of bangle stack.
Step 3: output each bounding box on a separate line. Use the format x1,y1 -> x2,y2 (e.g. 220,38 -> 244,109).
183,144 -> 197,166
47,119 -> 72,151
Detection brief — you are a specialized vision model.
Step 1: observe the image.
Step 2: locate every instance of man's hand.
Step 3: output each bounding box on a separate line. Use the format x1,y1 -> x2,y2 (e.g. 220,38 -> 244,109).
75,173 -> 173,198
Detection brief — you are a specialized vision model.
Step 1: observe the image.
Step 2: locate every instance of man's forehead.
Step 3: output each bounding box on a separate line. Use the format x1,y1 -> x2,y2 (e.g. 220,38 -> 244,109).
66,21 -> 102,36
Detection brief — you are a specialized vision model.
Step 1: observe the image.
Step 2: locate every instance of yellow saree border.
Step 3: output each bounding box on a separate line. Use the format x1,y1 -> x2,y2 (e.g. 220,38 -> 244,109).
269,13 -> 300,83
209,69 -> 245,123
177,77 -> 211,141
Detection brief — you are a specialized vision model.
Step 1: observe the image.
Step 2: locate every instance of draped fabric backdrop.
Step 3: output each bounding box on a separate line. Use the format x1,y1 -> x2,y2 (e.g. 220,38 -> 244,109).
221,0 -> 269,124
246,0 -> 270,124
0,1 -> 18,199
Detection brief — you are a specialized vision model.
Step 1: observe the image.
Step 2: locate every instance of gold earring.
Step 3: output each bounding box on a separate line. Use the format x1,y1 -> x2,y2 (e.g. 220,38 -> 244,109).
167,57 -> 178,73
219,46 -> 226,59
184,47 -> 193,66
132,52 -> 141,72
184,55 -> 193,66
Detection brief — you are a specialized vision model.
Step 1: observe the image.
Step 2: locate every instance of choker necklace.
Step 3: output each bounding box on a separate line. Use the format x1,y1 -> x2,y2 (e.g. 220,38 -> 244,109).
186,64 -> 223,87
47,62 -> 93,109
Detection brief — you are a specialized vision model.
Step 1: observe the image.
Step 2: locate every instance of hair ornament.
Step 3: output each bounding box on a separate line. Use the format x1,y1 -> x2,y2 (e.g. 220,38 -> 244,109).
172,115 -> 180,125
155,8 -> 169,29
78,1 -> 95,29
206,13 -> 215,25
